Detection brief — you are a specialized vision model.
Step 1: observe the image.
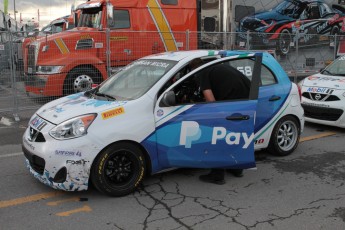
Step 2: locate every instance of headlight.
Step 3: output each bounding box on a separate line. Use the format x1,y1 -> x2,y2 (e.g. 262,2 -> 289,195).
49,114 -> 97,140
37,65 -> 63,74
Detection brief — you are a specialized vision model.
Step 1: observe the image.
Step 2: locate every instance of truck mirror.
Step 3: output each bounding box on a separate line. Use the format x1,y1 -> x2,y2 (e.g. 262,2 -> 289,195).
159,91 -> 176,107
107,2 -> 114,28
74,12 -> 78,27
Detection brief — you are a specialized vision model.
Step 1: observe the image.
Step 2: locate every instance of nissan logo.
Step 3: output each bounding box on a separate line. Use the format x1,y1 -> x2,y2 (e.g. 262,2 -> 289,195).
315,94 -> 321,100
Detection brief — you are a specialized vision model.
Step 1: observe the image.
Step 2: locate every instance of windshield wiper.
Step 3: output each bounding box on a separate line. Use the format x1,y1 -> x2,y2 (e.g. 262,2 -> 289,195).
322,69 -> 334,76
95,92 -> 116,101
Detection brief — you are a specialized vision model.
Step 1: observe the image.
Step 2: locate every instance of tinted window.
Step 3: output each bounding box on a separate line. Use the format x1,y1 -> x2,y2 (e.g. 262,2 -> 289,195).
161,0 -> 178,5
110,10 -> 130,29
227,58 -> 277,85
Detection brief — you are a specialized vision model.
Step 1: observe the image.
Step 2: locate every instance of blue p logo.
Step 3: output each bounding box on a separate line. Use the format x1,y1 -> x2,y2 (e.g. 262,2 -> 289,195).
179,121 -> 201,148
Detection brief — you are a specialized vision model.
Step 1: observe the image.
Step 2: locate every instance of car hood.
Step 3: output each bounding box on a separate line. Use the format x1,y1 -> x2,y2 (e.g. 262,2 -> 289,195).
241,10 -> 293,31
302,73 -> 345,90
36,93 -> 129,124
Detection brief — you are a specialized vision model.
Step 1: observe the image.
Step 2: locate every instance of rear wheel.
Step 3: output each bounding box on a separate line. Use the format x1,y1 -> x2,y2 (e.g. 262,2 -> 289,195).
63,67 -> 100,95
277,29 -> 292,55
330,26 -> 339,48
267,116 -> 300,156
91,143 -> 146,197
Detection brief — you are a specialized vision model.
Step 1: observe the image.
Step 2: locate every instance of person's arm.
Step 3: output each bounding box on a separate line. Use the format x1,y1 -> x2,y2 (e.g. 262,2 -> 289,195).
203,89 -> 216,102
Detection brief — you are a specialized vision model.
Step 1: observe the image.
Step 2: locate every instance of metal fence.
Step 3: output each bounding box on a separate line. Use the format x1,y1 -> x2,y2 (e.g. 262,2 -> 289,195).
0,30 -> 342,121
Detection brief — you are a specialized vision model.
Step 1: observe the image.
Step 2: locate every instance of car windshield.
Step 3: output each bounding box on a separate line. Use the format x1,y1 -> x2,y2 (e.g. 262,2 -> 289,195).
97,59 -> 177,100
275,0 -> 304,18
322,56 -> 345,76
78,7 -> 102,28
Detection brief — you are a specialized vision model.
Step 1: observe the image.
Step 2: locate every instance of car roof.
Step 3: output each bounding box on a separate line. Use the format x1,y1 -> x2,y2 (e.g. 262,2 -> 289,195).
142,50 -> 219,62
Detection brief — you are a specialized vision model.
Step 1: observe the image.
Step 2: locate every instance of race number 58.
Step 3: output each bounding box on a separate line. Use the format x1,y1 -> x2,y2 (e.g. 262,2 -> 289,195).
237,66 -> 252,77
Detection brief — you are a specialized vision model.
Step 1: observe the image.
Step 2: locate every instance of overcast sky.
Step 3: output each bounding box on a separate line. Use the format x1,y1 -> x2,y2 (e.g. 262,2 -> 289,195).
1,0 -> 85,27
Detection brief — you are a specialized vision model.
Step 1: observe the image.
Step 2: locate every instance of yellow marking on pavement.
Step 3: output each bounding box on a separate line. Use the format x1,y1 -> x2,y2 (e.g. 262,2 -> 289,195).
0,192 -> 64,208
300,132 -> 337,143
56,205 -> 92,216
47,197 -> 80,206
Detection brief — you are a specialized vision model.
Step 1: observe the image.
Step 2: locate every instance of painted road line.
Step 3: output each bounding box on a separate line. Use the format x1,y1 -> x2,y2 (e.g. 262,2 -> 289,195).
0,192 -> 64,208
56,205 -> 92,217
299,132 -> 337,143
47,197 -> 80,206
0,152 -> 23,158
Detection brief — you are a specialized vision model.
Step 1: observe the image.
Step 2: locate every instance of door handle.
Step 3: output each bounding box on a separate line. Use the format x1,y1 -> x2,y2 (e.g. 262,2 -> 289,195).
269,95 -> 281,101
226,115 -> 250,121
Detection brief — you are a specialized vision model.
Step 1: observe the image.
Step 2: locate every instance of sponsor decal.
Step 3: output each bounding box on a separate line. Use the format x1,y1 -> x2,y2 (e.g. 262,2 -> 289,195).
30,116 -> 47,131
101,107 -> 125,120
23,138 -> 35,151
80,34 -> 91,39
179,121 -> 254,149
110,36 -> 128,41
307,76 -> 345,83
55,150 -> 82,157
66,159 -> 89,165
95,42 -> 103,48
254,139 -> 265,145
306,87 -> 327,93
157,109 -> 164,117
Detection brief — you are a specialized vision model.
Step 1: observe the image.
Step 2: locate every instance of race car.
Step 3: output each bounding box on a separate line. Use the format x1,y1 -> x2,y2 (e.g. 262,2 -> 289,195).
299,54 -> 345,127
22,50 -> 304,196
237,0 -> 345,55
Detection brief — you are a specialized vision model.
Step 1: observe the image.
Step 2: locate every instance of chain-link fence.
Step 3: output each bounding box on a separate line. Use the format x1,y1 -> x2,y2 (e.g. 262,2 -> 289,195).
0,30 -> 342,121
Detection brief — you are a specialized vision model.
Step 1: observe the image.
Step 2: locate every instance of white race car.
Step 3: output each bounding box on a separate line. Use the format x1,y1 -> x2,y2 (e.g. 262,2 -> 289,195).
299,55 -> 345,128
23,50 -> 304,196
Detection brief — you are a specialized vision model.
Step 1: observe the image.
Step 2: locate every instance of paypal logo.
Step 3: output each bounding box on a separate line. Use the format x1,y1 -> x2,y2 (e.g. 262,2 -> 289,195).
179,121 -> 254,149
179,121 -> 201,148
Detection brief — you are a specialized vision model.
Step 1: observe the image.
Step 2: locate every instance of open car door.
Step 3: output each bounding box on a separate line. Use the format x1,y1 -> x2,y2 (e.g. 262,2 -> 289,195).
153,53 -> 262,170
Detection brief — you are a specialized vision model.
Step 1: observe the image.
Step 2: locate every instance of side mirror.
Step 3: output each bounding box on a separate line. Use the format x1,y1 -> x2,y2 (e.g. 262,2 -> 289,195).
106,2 -> 114,28
159,91 -> 176,107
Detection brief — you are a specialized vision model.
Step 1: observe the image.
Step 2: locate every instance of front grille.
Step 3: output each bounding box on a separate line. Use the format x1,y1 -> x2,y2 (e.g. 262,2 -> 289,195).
23,146 -> 45,175
27,45 -> 36,73
302,104 -> 343,121
302,92 -> 340,101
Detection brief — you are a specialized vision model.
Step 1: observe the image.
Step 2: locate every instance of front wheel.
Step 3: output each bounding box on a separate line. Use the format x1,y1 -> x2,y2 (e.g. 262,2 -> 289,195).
267,116 -> 300,156
63,67 -> 100,95
91,143 -> 146,197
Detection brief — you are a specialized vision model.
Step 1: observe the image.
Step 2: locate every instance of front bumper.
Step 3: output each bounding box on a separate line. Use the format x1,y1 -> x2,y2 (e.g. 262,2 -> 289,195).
24,72 -> 66,96
22,119 -> 101,191
301,100 -> 345,128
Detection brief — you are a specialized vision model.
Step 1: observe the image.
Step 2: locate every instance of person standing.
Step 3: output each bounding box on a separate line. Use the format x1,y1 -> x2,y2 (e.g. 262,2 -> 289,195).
198,62 -> 251,185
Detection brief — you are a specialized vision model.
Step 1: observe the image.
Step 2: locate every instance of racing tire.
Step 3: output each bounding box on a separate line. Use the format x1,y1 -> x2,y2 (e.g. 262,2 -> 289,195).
63,67 -> 100,96
330,26 -> 339,48
91,142 -> 146,197
277,29 -> 292,55
267,115 -> 300,156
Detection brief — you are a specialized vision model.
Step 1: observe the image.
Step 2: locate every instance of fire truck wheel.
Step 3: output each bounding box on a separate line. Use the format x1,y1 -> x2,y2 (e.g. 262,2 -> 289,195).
91,142 -> 146,197
64,68 -> 99,95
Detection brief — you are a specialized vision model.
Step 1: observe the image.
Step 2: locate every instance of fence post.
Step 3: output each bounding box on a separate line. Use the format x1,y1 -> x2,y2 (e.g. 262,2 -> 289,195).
334,34 -> 337,60
246,31 -> 250,50
8,31 -> 20,121
186,30 -> 190,51
295,30 -> 299,83
106,28 -> 111,78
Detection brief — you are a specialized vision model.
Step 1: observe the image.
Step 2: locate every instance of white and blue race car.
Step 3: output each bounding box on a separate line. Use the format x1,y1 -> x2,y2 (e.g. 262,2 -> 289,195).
299,54 -> 345,128
22,50 -> 304,196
